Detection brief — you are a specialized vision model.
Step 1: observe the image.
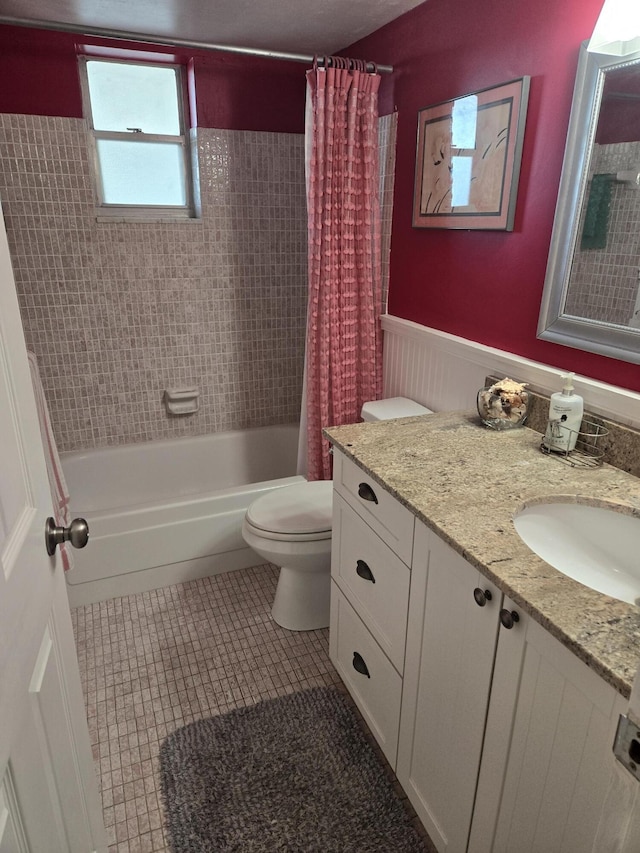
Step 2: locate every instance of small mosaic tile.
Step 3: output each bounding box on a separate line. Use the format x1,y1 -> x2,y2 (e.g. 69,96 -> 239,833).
72,565 -> 341,852
0,113 -> 397,454
0,117 -> 308,451
71,564 -> 431,852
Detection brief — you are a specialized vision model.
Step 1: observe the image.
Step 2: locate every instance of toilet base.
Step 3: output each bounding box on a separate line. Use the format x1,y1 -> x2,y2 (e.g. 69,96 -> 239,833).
271,564 -> 330,631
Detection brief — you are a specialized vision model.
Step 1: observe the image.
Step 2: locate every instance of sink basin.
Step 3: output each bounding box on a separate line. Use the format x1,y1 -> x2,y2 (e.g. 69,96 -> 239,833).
513,501 -> 640,605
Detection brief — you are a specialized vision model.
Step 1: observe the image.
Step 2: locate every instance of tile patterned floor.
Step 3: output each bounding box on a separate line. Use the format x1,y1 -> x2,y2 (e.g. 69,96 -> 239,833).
71,564 -> 342,852
73,563 -> 434,853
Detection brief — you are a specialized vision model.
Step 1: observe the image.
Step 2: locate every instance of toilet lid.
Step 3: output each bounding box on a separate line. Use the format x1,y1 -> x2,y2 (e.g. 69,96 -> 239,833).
246,481 -> 333,535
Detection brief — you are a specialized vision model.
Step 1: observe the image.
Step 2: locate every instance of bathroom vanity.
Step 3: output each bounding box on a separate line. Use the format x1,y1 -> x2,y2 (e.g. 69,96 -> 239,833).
325,412 -> 640,853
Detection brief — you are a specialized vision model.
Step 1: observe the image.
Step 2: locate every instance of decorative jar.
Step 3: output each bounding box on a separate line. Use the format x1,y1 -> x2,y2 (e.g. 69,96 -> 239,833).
477,383 -> 529,430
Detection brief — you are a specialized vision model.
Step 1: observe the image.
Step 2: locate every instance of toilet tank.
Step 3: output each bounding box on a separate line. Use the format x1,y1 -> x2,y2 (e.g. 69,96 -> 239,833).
360,397 -> 434,422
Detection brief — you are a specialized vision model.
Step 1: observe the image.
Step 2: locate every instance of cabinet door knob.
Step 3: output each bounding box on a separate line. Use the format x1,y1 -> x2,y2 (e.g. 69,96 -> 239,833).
356,559 -> 376,583
500,609 -> 520,629
358,482 -> 378,504
352,652 -> 371,678
473,587 -> 493,607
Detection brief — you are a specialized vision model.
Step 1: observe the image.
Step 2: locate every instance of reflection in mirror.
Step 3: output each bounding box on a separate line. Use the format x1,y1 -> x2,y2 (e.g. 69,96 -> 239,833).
566,62 -> 640,328
538,43 -> 640,364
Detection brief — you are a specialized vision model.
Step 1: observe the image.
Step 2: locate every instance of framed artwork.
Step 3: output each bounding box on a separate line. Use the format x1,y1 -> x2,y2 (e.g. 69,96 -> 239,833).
412,77 -> 530,230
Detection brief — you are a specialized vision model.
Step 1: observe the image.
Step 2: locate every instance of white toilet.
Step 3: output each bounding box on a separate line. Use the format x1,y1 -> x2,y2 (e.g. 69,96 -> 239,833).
242,397 -> 433,630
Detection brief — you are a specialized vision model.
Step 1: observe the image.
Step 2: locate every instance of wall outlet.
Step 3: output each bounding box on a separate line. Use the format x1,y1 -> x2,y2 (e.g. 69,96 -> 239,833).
613,714 -> 640,782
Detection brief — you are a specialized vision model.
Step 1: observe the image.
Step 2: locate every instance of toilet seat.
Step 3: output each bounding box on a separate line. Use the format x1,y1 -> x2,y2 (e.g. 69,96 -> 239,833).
245,480 -> 333,542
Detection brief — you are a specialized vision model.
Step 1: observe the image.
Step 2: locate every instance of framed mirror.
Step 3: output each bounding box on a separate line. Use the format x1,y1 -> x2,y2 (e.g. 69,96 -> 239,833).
538,42 -> 640,364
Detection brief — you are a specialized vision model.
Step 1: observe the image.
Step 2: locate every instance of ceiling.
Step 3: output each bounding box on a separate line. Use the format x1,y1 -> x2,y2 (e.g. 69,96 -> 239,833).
0,0 -> 426,56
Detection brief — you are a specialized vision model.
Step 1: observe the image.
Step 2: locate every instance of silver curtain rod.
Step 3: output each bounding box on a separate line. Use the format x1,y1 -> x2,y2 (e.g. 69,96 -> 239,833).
0,16 -> 393,74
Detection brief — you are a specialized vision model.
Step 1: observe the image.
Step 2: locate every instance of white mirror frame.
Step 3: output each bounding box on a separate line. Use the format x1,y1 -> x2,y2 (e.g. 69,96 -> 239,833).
538,41 -> 640,364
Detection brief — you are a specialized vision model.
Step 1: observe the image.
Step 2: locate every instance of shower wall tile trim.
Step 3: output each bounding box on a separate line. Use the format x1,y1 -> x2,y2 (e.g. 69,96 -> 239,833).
0,113 -> 397,452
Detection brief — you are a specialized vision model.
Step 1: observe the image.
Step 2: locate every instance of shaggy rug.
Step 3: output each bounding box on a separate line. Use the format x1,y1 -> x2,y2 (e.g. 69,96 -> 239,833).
159,686 -> 426,852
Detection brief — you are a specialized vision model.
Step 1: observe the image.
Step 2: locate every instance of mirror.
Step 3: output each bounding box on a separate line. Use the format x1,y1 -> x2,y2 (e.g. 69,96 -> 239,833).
538,42 -> 640,364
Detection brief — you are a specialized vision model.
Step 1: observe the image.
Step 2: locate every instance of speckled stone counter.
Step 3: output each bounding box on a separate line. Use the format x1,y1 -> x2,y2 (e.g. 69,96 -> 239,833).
325,411 -> 640,698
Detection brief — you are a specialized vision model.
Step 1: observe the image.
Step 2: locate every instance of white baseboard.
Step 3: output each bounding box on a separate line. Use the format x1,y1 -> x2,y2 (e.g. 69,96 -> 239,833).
382,315 -> 640,428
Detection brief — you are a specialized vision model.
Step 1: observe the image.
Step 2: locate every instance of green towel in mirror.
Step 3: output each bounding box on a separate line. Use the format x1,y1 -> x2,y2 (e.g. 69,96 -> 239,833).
581,173 -> 613,250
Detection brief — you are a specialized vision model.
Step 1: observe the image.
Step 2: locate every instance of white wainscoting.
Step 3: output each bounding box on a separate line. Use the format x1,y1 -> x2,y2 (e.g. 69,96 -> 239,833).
382,315 -> 640,428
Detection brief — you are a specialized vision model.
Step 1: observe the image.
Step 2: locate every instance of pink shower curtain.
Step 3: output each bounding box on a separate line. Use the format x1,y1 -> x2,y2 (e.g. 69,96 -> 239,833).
305,59 -> 383,480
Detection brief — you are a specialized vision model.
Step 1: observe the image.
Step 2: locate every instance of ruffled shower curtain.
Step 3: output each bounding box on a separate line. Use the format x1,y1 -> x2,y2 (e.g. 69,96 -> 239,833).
303,59 -> 383,481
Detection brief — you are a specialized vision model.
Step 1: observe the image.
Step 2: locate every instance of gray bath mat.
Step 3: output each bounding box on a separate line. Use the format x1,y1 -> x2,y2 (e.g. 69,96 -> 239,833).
159,686 -> 426,852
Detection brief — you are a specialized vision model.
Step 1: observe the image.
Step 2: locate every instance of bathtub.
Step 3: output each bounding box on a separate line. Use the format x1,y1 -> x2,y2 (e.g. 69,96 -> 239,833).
62,424 -> 304,606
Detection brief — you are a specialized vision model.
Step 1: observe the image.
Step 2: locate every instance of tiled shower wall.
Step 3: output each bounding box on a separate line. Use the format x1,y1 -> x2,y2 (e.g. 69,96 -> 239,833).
0,116 -> 308,451
0,111 -> 397,453
566,141 -> 640,326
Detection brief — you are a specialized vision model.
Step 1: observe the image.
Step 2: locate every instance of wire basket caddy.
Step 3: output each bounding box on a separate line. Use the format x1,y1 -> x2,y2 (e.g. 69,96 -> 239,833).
540,419 -> 609,468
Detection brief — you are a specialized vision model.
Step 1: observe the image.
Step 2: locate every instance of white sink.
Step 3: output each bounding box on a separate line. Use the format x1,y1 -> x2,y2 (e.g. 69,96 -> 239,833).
513,501 -> 640,605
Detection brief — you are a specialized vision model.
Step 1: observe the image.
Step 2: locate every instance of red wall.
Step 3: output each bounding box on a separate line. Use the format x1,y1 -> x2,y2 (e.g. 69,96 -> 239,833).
3,11 -> 640,391
348,0 -> 640,393
0,24 -> 305,132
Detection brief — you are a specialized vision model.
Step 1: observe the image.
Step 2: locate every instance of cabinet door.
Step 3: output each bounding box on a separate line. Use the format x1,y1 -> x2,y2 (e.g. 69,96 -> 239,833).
397,522 -> 501,853
469,597 -> 630,853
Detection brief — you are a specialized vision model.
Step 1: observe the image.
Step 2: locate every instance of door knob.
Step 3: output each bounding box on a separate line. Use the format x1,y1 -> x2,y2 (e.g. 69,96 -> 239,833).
45,517 -> 89,556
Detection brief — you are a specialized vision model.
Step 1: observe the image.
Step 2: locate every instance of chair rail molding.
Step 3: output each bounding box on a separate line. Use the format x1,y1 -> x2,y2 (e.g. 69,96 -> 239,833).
382,315 -> 640,428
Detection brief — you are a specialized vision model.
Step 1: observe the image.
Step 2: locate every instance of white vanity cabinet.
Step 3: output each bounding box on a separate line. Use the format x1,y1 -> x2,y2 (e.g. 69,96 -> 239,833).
469,598 -> 630,853
396,521 -> 503,853
329,449 -> 639,853
329,451 -> 415,768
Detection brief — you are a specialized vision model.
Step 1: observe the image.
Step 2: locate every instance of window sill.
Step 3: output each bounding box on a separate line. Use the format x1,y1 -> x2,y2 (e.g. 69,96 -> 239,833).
95,213 -> 202,224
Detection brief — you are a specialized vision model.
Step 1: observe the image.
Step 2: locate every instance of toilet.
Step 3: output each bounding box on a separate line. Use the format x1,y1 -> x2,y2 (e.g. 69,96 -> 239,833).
242,397 -> 433,630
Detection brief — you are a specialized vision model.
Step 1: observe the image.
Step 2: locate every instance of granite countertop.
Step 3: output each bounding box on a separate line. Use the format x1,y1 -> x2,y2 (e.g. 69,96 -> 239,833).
325,411 -> 640,698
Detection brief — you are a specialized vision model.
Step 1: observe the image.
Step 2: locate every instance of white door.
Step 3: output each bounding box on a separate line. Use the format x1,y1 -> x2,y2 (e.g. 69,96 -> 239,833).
0,204 -> 107,852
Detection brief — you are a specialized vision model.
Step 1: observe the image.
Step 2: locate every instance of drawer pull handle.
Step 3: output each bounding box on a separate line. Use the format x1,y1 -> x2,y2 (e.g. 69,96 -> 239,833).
356,560 -> 376,583
500,609 -> 520,630
358,482 -> 378,504
352,652 -> 371,678
473,587 -> 492,607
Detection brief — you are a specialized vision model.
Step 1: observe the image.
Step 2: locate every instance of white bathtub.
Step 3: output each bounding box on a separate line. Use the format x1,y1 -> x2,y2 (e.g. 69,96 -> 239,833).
62,425 -> 303,606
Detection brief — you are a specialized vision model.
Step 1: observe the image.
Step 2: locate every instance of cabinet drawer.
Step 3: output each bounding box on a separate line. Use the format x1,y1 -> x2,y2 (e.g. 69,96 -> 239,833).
329,584 -> 402,769
332,493 -> 409,674
333,451 -> 414,565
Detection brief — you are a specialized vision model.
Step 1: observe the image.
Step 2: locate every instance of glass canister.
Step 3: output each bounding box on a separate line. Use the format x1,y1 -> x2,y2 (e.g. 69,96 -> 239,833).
477,380 -> 529,430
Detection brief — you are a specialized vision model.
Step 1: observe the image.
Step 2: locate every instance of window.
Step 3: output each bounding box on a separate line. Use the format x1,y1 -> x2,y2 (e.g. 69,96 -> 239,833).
79,57 -> 195,218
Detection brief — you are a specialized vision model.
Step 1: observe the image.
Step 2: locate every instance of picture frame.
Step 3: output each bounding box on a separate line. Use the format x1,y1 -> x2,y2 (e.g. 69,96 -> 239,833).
412,77 -> 530,231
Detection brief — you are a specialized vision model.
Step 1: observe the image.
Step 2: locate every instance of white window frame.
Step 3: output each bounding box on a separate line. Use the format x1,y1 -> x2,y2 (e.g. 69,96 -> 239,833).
78,55 -> 196,221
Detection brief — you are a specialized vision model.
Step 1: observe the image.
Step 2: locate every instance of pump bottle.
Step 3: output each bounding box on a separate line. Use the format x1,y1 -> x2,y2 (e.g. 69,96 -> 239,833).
542,373 -> 584,453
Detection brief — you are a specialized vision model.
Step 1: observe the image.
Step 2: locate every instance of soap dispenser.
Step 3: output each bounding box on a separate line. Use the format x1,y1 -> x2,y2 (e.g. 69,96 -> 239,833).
542,373 -> 584,453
